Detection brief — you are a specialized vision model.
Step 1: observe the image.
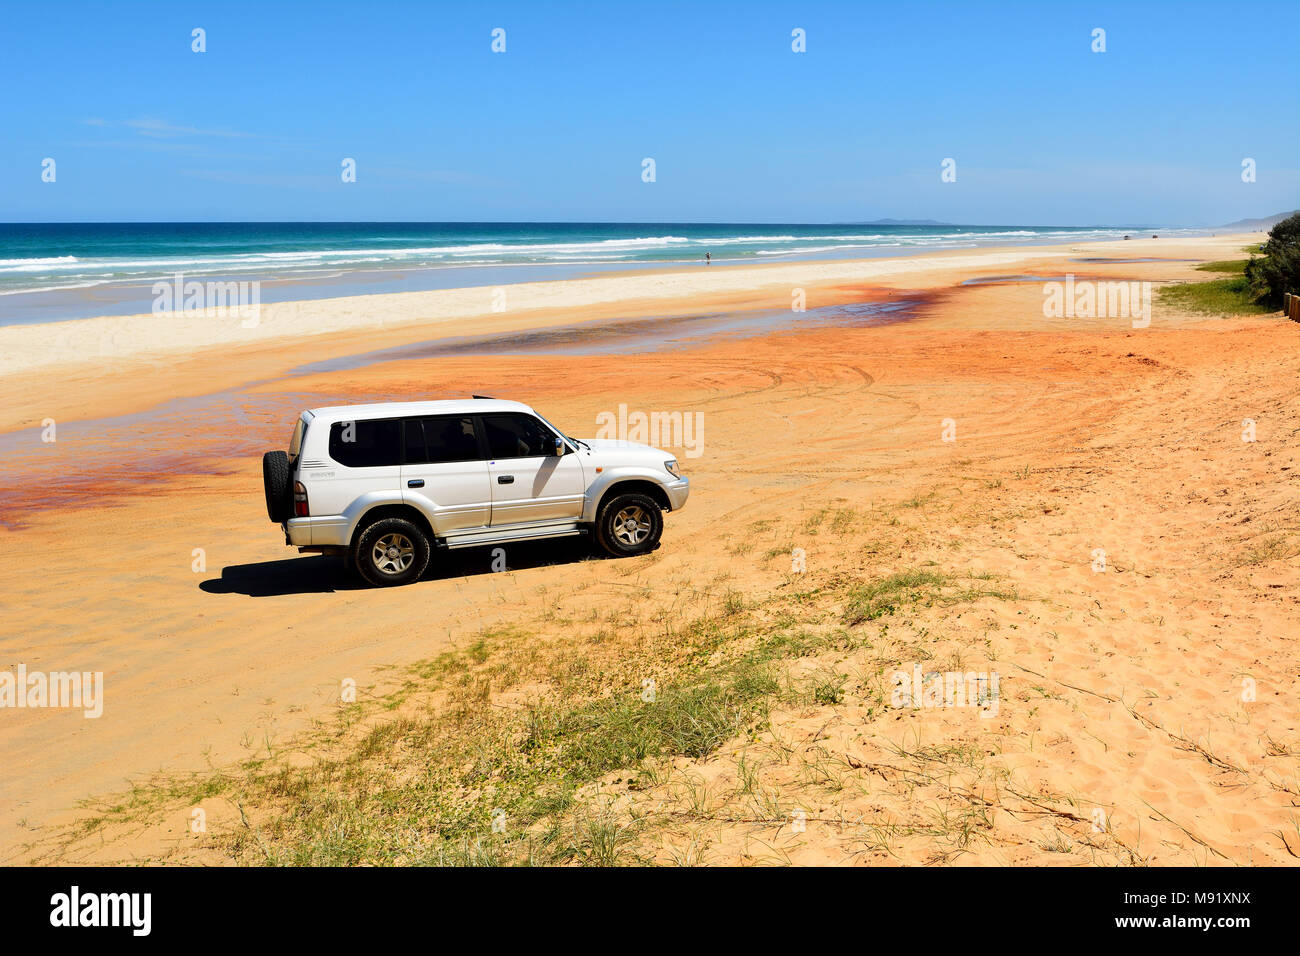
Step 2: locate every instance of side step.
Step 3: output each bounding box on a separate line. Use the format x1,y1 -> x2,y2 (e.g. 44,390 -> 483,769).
438,523 -> 588,550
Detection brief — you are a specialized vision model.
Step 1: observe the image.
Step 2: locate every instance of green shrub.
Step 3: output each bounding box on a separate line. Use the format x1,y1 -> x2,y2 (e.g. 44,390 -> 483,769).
1245,212 -> 1300,308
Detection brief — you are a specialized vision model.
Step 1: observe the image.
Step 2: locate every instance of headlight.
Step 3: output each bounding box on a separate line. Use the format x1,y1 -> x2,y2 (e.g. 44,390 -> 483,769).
664,459 -> 681,478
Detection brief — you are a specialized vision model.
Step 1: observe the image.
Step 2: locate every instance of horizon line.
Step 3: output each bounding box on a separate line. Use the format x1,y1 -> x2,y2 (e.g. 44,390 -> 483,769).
0,219 -> 1208,229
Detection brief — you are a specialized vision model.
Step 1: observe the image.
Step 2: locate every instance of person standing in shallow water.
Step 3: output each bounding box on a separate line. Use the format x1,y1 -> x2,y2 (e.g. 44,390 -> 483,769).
705,252 -> 710,265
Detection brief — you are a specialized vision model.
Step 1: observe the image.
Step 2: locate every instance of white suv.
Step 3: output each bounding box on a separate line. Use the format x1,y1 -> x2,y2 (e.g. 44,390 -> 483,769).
261,398 -> 689,586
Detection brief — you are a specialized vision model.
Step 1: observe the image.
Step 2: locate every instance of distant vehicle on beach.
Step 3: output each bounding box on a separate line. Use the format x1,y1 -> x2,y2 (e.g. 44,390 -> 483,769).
261,398 -> 689,586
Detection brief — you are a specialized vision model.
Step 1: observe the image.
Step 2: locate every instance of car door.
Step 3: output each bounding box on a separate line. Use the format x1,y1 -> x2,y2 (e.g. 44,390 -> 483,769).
479,413 -> 586,526
400,416 -> 492,533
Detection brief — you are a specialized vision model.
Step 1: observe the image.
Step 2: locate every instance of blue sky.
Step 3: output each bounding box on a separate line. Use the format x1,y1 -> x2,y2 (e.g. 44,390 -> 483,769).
2,0 -> 1296,225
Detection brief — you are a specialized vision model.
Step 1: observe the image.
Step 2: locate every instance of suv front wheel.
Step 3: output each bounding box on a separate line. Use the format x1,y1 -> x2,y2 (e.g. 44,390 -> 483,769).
595,493 -> 663,557
353,517 -> 432,587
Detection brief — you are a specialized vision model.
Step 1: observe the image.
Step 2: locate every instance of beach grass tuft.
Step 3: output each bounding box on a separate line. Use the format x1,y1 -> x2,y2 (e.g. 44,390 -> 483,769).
1195,259 -> 1249,274
1156,274 -> 1271,315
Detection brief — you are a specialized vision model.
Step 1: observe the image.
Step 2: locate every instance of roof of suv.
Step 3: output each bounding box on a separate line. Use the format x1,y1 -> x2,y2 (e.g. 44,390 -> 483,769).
306,399 -> 535,423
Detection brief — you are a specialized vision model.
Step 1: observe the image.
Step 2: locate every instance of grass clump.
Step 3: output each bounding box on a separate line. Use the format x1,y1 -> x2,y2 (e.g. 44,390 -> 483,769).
1155,275 -> 1271,316
212,661 -> 777,867
1195,259 -> 1247,274
526,673 -> 772,773
841,569 -> 950,624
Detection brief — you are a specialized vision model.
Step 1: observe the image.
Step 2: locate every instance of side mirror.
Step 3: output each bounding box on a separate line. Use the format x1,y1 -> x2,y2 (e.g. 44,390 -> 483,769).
555,440 -> 567,457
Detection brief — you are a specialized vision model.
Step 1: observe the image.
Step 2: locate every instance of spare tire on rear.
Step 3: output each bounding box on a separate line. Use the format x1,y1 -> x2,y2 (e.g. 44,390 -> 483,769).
263,451 -> 293,523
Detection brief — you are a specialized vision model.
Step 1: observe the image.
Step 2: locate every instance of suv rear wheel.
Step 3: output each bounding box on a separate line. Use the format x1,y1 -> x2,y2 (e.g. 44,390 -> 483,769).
595,492 -> 663,557
353,517 -> 432,587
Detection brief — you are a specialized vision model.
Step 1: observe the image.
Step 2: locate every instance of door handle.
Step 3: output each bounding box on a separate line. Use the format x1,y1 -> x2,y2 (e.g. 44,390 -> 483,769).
407,479 -> 425,488
497,475 -> 515,484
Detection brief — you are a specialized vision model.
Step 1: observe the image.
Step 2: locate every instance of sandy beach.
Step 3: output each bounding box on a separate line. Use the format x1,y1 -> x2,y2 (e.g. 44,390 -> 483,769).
4,232 -> 1300,866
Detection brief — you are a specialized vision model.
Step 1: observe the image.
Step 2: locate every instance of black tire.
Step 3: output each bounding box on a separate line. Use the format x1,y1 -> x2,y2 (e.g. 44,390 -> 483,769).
262,451 -> 292,523
353,517 -> 432,587
595,492 -> 663,557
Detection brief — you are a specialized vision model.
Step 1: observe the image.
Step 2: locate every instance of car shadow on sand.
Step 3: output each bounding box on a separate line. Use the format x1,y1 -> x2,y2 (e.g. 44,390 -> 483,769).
200,538 -> 599,597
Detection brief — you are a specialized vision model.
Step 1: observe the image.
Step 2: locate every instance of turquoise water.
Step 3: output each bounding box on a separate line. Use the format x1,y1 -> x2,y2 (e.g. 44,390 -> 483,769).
0,221 -> 1188,325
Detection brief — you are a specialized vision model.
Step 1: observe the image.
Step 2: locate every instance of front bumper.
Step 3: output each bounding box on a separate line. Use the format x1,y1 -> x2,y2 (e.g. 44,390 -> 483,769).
284,515 -> 351,548
666,476 -> 690,511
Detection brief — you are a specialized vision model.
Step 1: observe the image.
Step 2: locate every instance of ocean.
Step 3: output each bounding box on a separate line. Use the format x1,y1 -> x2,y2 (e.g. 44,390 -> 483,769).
0,221 -> 1191,325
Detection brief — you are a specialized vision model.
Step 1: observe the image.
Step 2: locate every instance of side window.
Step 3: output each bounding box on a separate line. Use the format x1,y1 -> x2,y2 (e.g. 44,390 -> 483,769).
328,418 -> 401,468
422,416 -> 481,463
482,414 -> 557,459
403,419 -> 428,465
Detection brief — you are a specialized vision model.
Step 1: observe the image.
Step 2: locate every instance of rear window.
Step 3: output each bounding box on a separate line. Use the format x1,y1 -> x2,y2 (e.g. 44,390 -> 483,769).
405,416 -> 481,464
328,419 -> 401,468
288,417 -> 307,461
